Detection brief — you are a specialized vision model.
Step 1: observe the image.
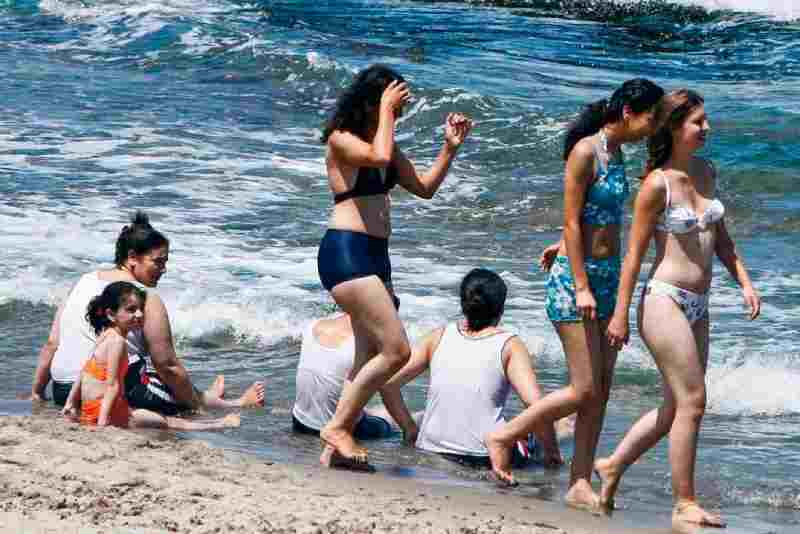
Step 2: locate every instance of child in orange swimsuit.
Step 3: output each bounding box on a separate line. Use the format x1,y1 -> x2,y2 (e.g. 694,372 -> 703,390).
62,282 -> 240,431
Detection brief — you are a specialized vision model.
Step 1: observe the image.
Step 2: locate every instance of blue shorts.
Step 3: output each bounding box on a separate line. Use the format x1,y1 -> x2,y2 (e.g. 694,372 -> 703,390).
545,255 -> 621,322
318,229 -> 391,291
291,413 -> 395,440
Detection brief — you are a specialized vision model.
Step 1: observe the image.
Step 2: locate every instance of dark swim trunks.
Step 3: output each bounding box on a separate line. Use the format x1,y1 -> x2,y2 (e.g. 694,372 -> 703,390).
124,359 -> 186,416
438,436 -> 539,469
52,380 -> 73,406
291,413 -> 395,440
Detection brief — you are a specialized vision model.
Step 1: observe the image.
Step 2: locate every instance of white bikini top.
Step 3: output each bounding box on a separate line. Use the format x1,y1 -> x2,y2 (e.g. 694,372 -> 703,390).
655,168 -> 725,234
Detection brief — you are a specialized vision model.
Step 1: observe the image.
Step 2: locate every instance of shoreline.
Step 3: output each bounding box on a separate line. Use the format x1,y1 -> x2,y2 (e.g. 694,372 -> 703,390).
0,414 -> 663,534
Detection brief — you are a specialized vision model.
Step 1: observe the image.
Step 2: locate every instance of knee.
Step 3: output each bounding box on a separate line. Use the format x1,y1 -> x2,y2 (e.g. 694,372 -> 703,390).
572,382 -> 601,408
382,337 -> 411,373
676,388 -> 707,422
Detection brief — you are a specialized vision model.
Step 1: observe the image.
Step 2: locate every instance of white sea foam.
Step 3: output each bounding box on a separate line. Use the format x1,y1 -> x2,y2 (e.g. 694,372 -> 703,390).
675,0 -> 800,20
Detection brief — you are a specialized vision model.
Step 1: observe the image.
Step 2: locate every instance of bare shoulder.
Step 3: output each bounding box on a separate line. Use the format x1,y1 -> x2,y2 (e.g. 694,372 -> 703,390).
641,168 -> 668,194
570,137 -> 597,163
327,129 -> 359,154
502,334 -> 528,356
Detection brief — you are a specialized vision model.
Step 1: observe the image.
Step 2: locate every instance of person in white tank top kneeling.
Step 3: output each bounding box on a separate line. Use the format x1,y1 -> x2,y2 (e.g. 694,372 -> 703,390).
292,298 -> 411,445
30,211 -> 265,414
379,268 -> 571,475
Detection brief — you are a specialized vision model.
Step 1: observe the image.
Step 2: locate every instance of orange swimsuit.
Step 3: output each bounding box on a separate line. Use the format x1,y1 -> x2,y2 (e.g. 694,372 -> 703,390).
79,355 -> 130,427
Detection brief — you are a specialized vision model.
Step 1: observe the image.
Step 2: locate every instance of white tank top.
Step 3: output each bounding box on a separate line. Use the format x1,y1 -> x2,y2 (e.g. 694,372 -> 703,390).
416,323 -> 515,457
292,318 -> 361,431
50,272 -> 149,383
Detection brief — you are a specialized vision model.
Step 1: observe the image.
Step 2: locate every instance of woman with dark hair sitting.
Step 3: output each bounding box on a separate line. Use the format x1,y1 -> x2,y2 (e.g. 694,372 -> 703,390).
316,64 -> 473,468
30,211 -> 264,413
380,268 -> 566,470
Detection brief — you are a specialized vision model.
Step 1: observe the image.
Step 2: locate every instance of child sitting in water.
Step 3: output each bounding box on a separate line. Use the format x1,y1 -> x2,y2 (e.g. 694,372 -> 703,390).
62,281 -> 239,431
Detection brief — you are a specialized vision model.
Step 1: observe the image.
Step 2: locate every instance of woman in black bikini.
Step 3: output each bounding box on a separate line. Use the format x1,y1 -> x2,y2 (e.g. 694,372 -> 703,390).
317,64 -> 472,468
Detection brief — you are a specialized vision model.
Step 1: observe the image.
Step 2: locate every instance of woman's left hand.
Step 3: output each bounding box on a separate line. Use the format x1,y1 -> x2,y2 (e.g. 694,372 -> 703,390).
444,113 -> 473,150
743,287 -> 761,320
606,312 -> 630,350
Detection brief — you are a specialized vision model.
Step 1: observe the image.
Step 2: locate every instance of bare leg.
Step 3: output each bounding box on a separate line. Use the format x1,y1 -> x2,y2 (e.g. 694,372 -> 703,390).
319,276 -> 410,468
202,381 -> 265,409
594,297 -> 723,526
130,409 -> 240,430
485,320 -> 601,496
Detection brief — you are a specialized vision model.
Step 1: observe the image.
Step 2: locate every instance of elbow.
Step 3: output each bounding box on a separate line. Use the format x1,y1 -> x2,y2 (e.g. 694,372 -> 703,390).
417,188 -> 435,200
372,153 -> 392,168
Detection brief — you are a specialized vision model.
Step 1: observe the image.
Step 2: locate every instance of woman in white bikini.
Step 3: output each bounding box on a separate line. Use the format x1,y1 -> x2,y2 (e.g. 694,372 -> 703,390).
596,89 -> 761,529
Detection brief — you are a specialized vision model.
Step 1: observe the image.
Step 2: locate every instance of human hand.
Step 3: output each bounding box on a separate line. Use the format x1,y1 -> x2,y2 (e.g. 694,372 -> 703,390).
538,243 -> 560,272
575,287 -> 597,321
444,113 -> 473,150
606,312 -> 629,350
380,80 -> 410,117
403,421 -> 418,446
61,404 -> 77,418
743,287 -> 761,320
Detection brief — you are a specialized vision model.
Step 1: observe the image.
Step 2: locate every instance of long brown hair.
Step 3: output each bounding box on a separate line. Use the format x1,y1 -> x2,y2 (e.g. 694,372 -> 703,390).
644,89 -> 705,177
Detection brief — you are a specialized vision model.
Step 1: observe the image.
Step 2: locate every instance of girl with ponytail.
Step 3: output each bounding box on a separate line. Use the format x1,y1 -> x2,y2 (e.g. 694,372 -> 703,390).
486,79 -> 664,499
62,282 -> 240,431
596,89 -> 760,528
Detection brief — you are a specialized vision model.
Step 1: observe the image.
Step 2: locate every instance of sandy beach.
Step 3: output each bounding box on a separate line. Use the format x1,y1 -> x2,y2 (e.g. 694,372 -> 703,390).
0,415 -> 660,534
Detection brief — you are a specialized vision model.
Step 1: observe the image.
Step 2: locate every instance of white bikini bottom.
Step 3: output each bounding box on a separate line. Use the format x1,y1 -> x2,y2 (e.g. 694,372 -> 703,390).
644,279 -> 709,325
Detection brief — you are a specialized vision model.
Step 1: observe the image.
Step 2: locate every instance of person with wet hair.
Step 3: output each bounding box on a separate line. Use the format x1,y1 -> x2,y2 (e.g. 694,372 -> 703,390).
380,268 -> 568,471
486,79 -> 665,501
61,281 -> 239,431
316,64 -> 473,469
594,89 -> 760,528
30,211 -> 264,413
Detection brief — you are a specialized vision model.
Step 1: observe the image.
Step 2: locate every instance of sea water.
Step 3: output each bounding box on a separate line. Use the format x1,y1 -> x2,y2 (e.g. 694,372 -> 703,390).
1,1 -> 798,531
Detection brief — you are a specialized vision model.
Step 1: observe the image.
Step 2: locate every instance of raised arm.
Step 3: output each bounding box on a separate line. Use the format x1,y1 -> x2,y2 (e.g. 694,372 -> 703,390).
328,80 -> 409,168
381,327 -> 444,444
31,301 -> 65,400
141,292 -> 197,407
503,336 -> 561,465
606,173 -> 665,348
562,140 -> 598,320
715,218 -> 760,320
394,113 -> 473,199
97,335 -> 126,426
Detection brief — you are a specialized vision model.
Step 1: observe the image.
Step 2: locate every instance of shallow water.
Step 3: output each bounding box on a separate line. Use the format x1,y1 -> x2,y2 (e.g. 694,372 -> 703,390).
1,1 -> 799,531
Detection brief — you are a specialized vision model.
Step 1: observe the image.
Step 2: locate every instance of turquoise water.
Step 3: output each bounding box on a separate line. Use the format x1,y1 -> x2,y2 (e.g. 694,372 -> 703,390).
1,1 -> 799,531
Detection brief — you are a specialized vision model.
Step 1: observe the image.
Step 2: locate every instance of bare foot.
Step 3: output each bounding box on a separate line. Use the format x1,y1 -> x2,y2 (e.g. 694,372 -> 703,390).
485,432 -> 516,486
565,479 -> 601,512
673,500 -> 726,528
319,426 -> 369,469
594,456 -> 623,509
222,413 -> 241,428
206,375 -> 225,399
237,381 -> 265,408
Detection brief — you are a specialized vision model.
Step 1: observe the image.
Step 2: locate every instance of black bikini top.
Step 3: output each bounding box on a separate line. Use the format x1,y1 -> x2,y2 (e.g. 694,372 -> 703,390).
333,163 -> 398,204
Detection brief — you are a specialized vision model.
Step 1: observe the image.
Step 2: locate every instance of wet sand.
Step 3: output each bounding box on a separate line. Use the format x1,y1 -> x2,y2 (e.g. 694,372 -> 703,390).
0,415 -> 658,534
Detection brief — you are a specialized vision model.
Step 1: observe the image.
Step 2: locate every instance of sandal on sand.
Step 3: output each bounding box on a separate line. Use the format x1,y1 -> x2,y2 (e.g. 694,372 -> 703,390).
320,439 -> 374,473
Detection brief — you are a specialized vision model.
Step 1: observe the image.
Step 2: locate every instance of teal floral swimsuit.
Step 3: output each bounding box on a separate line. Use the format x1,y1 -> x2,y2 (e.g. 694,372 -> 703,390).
545,133 -> 628,322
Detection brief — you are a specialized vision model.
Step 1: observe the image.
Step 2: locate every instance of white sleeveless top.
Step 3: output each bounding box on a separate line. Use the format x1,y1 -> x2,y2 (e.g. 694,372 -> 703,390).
416,323 -> 515,457
50,272 -> 149,383
292,318 -> 362,431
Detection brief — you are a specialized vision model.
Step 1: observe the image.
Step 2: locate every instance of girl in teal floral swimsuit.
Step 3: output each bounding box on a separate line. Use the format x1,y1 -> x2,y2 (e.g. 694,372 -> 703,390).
485,80 -> 664,507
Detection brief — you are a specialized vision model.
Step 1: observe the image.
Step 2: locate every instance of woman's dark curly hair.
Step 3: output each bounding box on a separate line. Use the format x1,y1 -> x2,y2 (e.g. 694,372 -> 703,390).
321,64 -> 405,143
563,78 -> 664,160
644,89 -> 705,176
